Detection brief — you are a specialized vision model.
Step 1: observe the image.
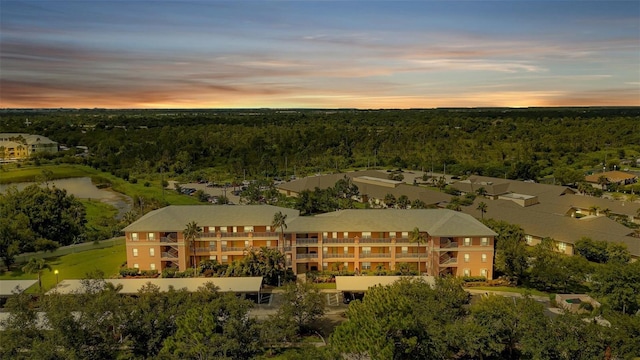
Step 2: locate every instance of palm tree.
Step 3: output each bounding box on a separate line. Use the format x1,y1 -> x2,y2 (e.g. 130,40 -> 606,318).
597,175 -> 608,190
272,211 -> 288,253
588,205 -> 600,216
476,201 -> 488,220
22,258 -> 52,291
409,227 -> 427,275
476,187 -> 487,198
183,221 -> 202,276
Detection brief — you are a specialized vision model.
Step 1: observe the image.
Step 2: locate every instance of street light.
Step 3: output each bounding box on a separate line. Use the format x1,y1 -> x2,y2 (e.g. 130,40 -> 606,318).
54,270 -> 59,285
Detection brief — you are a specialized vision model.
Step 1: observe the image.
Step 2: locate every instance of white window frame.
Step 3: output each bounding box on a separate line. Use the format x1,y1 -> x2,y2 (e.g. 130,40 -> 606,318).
131,233 -> 138,241
481,253 -> 487,263
150,263 -> 156,270
362,262 -> 371,270
558,242 -> 567,251
148,232 -> 155,241
480,268 -> 487,277
401,231 -> 409,238
463,237 -> 471,246
390,231 -> 397,238
133,263 -> 139,269
245,226 -> 254,232
463,268 -> 470,277
149,248 -> 155,257
481,237 -> 488,246
401,246 -> 408,254
464,253 -> 470,263
133,248 -> 138,257
362,232 -> 371,239
362,247 -> 371,256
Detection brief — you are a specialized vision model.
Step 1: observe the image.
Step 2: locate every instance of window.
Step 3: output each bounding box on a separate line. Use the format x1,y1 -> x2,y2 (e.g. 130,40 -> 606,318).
245,226 -> 254,232
481,237 -> 488,246
220,226 -> 228,233
323,232 -> 328,239
343,262 -> 349,268
558,242 -> 566,251
222,255 -> 228,262
343,246 -> 349,254
525,235 -> 533,245
232,226 -> 237,233
481,253 -> 487,263
480,268 -> 487,277
150,263 -> 156,270
362,262 -> 371,270
464,253 -> 470,263
362,247 -> 371,256
323,247 -> 328,253
322,262 -> 328,270
133,248 -> 138,257
133,264 -> 139,269
131,233 -> 139,241
266,240 -> 271,247
401,246 -> 408,254
362,232 -> 371,239
244,240 -> 250,247
266,226 -> 271,232
463,269 -> 470,277
401,231 -> 409,238
343,232 -> 348,238
221,240 -> 228,247
148,233 -> 155,241
390,231 -> 397,238
332,232 -> 337,238
209,255 -> 217,260
149,248 -> 155,257
463,237 -> 471,246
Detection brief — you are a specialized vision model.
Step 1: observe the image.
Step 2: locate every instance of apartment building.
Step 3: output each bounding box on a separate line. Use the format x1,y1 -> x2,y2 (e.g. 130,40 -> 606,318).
123,205 -> 497,279
0,133 -> 58,160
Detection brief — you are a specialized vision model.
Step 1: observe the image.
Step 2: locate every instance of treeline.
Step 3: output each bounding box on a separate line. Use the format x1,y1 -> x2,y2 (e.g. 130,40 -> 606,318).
0,185 -> 86,268
2,276 -> 638,360
2,108 -> 639,182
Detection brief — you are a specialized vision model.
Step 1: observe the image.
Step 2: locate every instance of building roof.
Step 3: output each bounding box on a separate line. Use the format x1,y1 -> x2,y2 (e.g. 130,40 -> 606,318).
0,280 -> 38,296
0,133 -> 57,145
124,205 -> 300,232
335,275 -> 435,292
276,170 -> 392,195
287,209 -> 497,237
585,171 -> 637,184
48,277 -> 264,295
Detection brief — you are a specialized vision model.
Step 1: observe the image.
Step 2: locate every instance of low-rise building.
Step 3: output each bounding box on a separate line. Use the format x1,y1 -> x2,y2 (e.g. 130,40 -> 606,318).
0,133 -> 58,160
123,205 -> 497,279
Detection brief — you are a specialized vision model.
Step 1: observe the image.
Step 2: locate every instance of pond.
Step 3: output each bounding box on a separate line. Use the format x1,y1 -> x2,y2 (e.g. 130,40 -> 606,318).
0,177 -> 132,218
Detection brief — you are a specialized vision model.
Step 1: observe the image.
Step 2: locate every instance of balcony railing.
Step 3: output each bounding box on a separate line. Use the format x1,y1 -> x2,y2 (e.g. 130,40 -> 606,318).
252,232 -> 279,238
323,253 -> 355,259
323,238 -> 355,244
283,246 -> 292,252
296,253 -> 319,260
439,255 -> 457,265
219,232 -> 252,238
394,237 -> 411,243
359,238 -> 393,244
160,236 -> 178,243
221,247 -> 246,252
360,253 -> 391,258
194,247 -> 216,254
396,253 -> 421,258
296,238 -> 319,245
199,232 -> 217,239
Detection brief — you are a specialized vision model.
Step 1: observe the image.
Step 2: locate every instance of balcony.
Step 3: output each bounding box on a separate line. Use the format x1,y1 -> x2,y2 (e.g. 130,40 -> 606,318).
323,238 -> 355,244
359,238 -> 393,244
219,232 -> 252,238
394,238 -> 411,243
439,254 -> 458,265
251,232 -> 279,238
221,247 -> 246,252
396,253 -> 427,259
323,253 -> 355,259
296,253 -> 319,260
199,232 -> 218,239
360,253 -> 391,258
194,247 -> 216,254
296,238 -> 319,246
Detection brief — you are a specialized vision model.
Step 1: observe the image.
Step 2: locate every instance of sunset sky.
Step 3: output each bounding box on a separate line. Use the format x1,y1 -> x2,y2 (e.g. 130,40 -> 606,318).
1,0 -> 639,109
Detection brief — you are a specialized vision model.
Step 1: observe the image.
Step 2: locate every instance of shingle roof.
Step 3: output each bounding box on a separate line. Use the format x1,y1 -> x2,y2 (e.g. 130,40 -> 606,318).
287,209 -> 496,237
123,205 -> 300,232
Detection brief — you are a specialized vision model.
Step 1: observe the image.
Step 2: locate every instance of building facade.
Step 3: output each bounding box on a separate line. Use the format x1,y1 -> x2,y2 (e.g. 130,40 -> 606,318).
124,205 -> 496,278
0,133 -> 58,161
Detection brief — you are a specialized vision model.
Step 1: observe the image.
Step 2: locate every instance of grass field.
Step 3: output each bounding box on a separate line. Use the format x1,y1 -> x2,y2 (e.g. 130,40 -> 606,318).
470,286 -> 550,297
1,240 -> 126,293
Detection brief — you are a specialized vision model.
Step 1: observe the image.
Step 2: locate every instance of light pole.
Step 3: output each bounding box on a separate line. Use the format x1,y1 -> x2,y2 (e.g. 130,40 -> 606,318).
54,270 -> 59,286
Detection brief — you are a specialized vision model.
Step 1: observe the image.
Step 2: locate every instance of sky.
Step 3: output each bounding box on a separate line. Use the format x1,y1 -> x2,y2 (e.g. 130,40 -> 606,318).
1,0 -> 639,109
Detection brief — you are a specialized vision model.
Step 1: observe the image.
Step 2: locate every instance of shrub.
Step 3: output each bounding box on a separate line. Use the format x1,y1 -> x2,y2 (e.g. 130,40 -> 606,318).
120,267 -> 139,277
143,181 -> 151,187
140,269 -> 158,277
129,177 -> 138,184
462,276 -> 487,283
162,268 -> 177,278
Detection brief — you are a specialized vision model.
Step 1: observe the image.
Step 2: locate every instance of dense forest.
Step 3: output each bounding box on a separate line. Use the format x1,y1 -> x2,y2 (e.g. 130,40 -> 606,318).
1,108 -> 639,183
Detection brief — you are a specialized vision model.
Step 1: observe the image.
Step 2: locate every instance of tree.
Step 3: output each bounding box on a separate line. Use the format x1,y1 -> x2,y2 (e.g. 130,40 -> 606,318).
553,167 -> 584,186
397,195 -> 410,209
597,175 -> 609,190
383,193 -> 396,208
483,219 -> 529,284
330,277 -> 464,360
409,227 -> 427,274
575,237 -> 609,263
272,211 -> 288,253
278,280 -> 326,334
592,261 -> 640,314
411,199 -> 426,209
476,201 -> 488,219
183,221 -> 202,275
21,258 -> 52,291
588,205 -> 600,216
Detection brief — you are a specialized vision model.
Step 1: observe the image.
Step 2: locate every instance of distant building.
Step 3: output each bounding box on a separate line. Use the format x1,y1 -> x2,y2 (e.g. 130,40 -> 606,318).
0,133 -> 58,161
584,171 -> 637,186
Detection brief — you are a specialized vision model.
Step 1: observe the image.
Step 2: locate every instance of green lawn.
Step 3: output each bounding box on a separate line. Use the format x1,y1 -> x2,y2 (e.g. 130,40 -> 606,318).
314,282 -> 337,289
1,241 -> 126,293
0,164 -> 93,184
